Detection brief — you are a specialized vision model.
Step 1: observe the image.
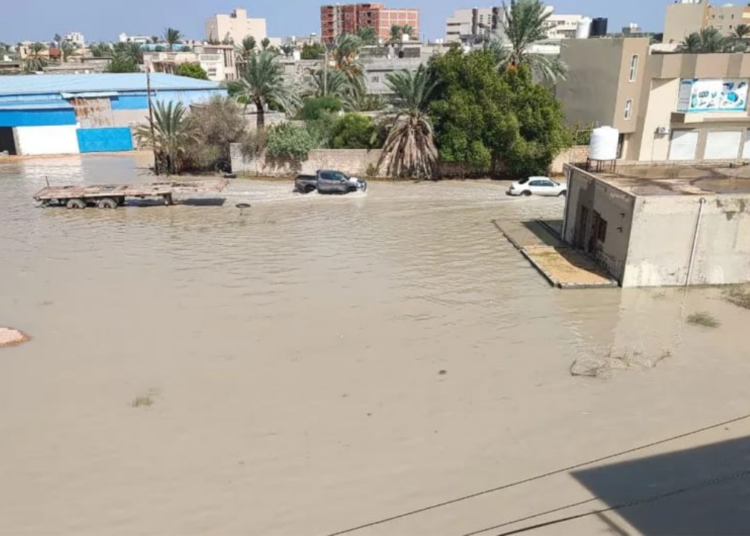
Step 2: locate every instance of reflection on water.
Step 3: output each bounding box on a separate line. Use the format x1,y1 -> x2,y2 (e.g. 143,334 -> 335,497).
0,155 -> 749,536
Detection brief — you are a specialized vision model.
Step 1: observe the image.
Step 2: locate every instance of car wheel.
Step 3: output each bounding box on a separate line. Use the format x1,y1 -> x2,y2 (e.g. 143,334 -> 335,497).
558,190 -> 567,198
523,190 -> 532,197
304,185 -> 316,194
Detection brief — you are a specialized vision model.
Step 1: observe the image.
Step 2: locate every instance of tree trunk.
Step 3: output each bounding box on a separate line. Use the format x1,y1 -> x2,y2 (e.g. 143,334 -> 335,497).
255,98 -> 265,131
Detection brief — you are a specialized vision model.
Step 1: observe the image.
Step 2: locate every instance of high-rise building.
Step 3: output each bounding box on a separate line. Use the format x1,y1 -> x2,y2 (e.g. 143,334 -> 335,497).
205,8 -> 268,44
663,0 -> 750,44
320,3 -> 419,44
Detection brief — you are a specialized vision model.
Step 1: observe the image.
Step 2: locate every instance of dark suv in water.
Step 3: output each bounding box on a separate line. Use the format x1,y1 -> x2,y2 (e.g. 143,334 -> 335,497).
295,170 -> 368,195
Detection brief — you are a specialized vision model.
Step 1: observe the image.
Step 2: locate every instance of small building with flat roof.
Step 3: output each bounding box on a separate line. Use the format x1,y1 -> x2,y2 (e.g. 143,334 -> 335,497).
0,73 -> 225,156
562,163 -> 750,287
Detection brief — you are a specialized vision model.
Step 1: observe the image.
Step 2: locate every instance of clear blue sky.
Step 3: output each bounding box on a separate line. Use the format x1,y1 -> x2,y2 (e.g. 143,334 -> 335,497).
2,0 -> 670,43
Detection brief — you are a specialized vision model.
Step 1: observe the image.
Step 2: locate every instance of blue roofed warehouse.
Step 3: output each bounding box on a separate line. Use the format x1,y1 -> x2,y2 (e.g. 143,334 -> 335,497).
0,73 -> 227,156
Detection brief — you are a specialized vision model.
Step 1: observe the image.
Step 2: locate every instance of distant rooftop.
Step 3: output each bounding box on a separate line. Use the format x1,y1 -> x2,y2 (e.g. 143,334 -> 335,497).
578,163 -> 750,196
0,73 -> 221,97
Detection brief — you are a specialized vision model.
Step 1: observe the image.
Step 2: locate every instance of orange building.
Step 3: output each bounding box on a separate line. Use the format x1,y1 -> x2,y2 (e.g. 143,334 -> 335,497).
320,3 -> 419,44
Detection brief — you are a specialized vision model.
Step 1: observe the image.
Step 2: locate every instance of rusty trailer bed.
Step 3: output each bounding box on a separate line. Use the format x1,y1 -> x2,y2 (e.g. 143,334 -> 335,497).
33,179 -> 228,209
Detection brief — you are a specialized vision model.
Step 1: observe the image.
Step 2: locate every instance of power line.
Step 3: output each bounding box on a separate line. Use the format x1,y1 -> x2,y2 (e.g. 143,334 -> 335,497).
489,468 -> 750,536
326,412 -> 750,536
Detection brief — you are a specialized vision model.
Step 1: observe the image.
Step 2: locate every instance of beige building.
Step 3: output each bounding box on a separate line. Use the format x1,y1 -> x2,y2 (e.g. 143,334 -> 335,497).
145,44 -> 239,82
205,8 -> 267,44
663,0 -> 750,44
444,6 -> 584,43
559,37 -> 750,163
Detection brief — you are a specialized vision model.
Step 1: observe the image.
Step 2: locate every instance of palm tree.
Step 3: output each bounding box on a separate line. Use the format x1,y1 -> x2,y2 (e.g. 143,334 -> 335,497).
164,27 -> 182,51
734,24 -> 750,39
401,24 -> 415,40
89,42 -> 112,58
135,101 -> 200,175
498,0 -> 567,82
280,43 -> 296,57
237,36 -> 257,63
389,25 -> 403,45
356,26 -> 378,46
61,41 -> 75,62
678,32 -> 702,53
24,42 -> 48,72
309,68 -> 348,97
114,42 -> 143,64
261,37 -> 271,50
238,49 -> 301,130
333,34 -> 363,78
342,74 -> 384,112
380,65 -> 438,178
151,36 -> 159,44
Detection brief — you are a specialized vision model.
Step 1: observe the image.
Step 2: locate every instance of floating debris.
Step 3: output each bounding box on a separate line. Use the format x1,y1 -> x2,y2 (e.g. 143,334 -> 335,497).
0,327 -> 30,347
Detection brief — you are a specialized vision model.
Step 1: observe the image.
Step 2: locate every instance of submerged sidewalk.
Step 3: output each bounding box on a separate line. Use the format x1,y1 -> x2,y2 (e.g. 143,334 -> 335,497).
495,220 -> 618,289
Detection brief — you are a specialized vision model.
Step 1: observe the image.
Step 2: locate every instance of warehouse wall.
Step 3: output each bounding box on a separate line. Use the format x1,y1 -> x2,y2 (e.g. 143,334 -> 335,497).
14,125 -> 80,155
0,109 -> 76,127
77,127 -> 133,153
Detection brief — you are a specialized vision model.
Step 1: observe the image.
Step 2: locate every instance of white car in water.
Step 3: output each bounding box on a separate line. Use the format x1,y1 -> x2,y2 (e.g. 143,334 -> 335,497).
507,177 -> 566,197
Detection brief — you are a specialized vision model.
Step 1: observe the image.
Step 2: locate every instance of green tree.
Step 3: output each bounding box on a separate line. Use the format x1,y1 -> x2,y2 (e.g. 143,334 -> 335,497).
237,36 -> 257,62
61,41 -> 75,62
356,26 -> 378,45
238,49 -> 301,130
389,25 -> 403,45
54,33 -> 62,46
734,24 -> 750,39
333,34 -> 363,78
266,123 -> 316,161
176,62 -> 209,80
301,42 -> 325,60
429,49 -> 569,178
151,36 -> 159,44
679,27 -> 728,53
261,37 -> 271,50
300,95 -> 342,120
105,54 -> 139,73
331,113 -> 377,149
309,68 -> 348,98
380,64 -> 438,178
341,75 -> 384,112
164,27 -> 182,51
486,0 -> 567,82
89,42 -> 112,58
187,96 -> 247,171
114,42 -> 143,64
154,45 -> 166,52
280,43 -> 296,57
24,42 -> 48,72
135,101 -> 200,175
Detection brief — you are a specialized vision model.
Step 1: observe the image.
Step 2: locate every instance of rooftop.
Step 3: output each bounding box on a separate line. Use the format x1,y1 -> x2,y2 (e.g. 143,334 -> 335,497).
0,73 -> 221,97
588,164 -> 750,196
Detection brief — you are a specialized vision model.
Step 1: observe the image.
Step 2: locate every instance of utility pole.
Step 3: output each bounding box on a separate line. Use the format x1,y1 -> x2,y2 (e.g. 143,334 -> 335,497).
146,70 -> 159,175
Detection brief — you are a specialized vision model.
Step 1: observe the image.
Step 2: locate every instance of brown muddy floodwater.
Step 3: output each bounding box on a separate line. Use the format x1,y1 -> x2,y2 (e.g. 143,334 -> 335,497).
1,154 -> 750,536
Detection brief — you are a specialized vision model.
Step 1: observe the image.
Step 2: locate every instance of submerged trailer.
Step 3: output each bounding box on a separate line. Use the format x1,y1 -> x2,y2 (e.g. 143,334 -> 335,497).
33,179 -> 228,209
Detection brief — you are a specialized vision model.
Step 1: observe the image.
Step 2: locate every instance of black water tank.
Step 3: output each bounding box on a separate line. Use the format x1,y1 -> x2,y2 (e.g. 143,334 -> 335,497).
591,17 -> 608,37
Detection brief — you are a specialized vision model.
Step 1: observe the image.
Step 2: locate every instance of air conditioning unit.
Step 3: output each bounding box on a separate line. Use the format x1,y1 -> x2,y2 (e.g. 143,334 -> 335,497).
656,126 -> 670,135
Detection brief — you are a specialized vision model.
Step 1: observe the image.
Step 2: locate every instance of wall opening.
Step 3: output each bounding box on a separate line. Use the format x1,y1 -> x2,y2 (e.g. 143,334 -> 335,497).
0,127 -> 17,155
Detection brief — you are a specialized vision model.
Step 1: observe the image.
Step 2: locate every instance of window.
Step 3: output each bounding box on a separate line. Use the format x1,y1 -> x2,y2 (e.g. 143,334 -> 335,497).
624,99 -> 633,120
371,75 -> 380,83
592,211 -> 608,243
628,54 -> 639,82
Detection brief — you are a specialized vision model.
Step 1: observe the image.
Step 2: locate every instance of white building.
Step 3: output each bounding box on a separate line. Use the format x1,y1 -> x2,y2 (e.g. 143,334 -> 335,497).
64,32 -> 85,47
445,5 -> 584,43
205,8 -> 267,44
118,33 -> 152,44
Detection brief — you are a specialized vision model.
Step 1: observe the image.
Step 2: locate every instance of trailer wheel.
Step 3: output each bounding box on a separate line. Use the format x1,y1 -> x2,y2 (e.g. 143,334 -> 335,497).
66,199 -> 86,209
163,194 -> 173,206
97,197 -> 118,209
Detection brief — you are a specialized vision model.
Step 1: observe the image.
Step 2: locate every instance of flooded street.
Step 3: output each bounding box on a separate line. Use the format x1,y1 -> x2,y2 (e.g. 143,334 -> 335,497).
1,154 -> 749,535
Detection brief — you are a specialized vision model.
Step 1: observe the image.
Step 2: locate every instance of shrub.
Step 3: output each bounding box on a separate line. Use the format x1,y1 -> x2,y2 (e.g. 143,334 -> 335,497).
300,95 -> 342,121
301,42 -> 326,60
331,113 -> 377,149
266,123 -> 316,161
687,312 -> 720,329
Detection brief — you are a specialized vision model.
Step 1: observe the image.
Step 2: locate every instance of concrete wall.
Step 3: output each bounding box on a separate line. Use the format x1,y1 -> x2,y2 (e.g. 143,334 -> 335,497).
631,78 -> 680,161
663,2 -> 708,44
230,145 -> 383,177
624,194 -> 750,287
562,166 -> 637,282
551,145 -> 589,174
14,125 -> 80,155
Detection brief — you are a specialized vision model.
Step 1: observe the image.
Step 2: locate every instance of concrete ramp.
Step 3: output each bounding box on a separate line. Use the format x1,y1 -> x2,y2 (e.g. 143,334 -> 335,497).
495,220 -> 618,289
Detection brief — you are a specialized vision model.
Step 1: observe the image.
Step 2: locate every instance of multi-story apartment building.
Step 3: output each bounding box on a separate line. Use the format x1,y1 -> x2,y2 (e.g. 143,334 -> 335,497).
664,0 -> 750,44
444,6 -> 584,43
558,37 -> 750,162
320,3 -> 419,44
205,8 -> 268,44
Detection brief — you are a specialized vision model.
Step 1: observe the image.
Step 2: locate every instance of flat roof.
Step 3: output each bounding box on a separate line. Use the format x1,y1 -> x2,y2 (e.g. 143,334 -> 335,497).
0,73 -> 221,97
578,164 -> 750,196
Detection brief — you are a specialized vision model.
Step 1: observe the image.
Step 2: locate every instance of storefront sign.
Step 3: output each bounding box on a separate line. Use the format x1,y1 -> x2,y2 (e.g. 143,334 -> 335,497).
677,78 -> 749,113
